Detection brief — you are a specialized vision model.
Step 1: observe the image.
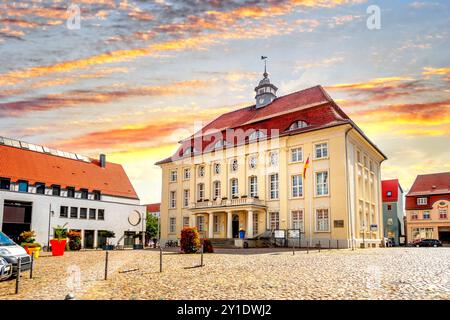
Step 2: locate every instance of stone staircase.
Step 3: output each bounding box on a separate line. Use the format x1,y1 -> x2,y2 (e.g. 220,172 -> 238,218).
209,238 -> 236,248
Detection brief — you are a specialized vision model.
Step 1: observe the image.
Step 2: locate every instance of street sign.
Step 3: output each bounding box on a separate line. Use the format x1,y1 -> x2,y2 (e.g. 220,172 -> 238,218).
274,229 -> 286,239
287,229 -> 300,239
370,224 -> 378,231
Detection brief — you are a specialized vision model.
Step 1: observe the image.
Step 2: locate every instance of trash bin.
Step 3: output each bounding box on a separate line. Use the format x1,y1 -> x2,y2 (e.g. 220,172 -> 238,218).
239,230 -> 246,239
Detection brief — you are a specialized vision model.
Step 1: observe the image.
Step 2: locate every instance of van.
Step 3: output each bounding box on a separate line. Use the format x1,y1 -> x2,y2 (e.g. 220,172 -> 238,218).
0,231 -> 32,274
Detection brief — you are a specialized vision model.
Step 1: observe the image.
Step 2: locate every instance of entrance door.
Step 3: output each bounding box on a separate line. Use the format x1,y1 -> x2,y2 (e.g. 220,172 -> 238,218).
1,200 -> 32,244
232,214 -> 239,238
438,227 -> 450,245
84,230 -> 94,249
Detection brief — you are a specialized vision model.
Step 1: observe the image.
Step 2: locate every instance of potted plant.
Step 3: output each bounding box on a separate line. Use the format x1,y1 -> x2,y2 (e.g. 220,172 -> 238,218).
67,230 -> 81,251
239,228 -> 246,239
99,230 -> 115,250
20,231 -> 42,258
50,224 -> 68,256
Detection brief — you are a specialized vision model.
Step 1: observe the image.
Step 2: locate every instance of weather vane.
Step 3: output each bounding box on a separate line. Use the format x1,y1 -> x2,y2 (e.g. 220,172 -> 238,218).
261,56 -> 268,77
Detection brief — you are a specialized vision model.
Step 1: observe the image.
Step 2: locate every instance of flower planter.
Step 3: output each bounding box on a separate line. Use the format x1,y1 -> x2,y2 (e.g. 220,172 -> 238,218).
50,239 -> 67,256
28,247 -> 41,259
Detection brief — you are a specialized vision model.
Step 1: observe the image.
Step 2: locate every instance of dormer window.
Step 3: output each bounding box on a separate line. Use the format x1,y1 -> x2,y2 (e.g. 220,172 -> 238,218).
417,197 -> 427,205
386,191 -> 392,197
214,139 -> 229,149
249,130 -> 266,141
288,120 -> 308,131
183,146 -> 197,156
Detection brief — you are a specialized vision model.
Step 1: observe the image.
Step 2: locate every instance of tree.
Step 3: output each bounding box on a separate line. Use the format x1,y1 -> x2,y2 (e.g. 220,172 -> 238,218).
146,213 -> 159,239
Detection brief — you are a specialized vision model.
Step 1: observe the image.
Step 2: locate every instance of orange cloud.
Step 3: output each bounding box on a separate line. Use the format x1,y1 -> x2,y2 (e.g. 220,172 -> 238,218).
422,67 -> 450,75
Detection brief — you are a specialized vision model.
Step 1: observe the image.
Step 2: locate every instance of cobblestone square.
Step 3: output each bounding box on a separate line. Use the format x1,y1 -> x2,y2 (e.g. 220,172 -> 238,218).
1,248 -> 449,300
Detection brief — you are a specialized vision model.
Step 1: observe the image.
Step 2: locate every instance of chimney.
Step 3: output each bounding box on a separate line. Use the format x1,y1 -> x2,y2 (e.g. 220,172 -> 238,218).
99,154 -> 106,168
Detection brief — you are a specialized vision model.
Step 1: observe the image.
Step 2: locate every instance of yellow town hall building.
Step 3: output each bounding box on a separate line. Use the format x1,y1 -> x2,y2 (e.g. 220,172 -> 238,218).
156,69 -> 386,249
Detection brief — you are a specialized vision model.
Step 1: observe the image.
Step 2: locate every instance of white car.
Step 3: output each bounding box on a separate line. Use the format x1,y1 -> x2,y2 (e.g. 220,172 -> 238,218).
0,231 -> 31,275
0,257 -> 12,281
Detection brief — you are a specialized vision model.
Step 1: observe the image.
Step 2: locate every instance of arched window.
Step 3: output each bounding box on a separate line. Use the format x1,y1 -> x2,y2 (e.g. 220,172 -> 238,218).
288,120 -> 308,131
183,146 -> 197,156
249,130 -> 266,141
214,140 -> 224,149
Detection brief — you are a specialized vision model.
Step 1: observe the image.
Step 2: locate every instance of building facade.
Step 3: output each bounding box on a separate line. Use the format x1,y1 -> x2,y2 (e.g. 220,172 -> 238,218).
0,137 -> 146,249
156,71 -> 386,249
405,172 -> 450,245
381,179 -> 404,245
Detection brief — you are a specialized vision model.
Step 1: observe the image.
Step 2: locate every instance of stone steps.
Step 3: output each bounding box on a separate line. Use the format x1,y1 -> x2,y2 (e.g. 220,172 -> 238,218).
209,238 -> 236,248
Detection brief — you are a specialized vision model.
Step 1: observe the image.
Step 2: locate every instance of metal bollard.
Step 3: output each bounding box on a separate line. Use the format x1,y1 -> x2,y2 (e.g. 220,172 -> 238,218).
337,239 -> 339,250
319,241 -> 321,253
104,251 -> 109,280
30,253 -> 34,279
306,241 -> 309,254
329,239 -> 331,249
292,240 -> 295,256
159,247 -> 163,273
15,257 -> 21,294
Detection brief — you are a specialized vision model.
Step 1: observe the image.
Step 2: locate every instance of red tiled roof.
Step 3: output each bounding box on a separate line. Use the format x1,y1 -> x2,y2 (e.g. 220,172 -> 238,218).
145,203 -> 160,212
382,179 -> 401,202
406,172 -> 450,196
156,85 -> 385,165
0,144 -> 139,199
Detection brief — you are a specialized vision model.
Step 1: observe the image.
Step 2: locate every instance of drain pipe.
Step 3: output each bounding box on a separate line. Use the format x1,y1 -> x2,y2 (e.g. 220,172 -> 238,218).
344,126 -> 354,250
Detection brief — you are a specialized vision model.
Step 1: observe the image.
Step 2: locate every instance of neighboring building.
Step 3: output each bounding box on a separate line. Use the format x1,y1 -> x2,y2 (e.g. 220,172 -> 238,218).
146,203 -> 161,217
156,69 -> 387,249
381,179 -> 404,245
0,136 -> 146,249
405,172 -> 450,245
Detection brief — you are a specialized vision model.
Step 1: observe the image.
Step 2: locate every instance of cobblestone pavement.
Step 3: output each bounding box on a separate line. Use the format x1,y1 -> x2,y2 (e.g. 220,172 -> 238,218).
1,248 -> 450,300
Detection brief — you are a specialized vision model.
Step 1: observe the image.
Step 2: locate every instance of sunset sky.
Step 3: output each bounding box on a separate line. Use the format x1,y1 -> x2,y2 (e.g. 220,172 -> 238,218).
0,0 -> 449,203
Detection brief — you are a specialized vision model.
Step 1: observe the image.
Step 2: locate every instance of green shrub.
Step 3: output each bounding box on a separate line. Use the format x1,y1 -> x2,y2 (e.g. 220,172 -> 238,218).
180,227 -> 200,254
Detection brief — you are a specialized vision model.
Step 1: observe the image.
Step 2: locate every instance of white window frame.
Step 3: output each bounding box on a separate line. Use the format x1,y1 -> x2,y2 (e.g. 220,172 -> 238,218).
196,216 -> 205,232
183,216 -> 190,228
315,171 -> 329,197
169,217 -> 176,234
213,181 -> 221,199
314,142 -> 328,159
316,208 -> 330,232
417,197 -> 427,205
423,211 -> 430,220
249,176 -> 258,198
290,147 -> 303,163
183,168 -> 190,180
269,212 -> 280,230
170,170 -> 177,182
253,213 -> 259,236
230,178 -> 239,198
291,210 -> 304,232
169,191 -> 176,208
183,189 -> 190,208
213,215 -> 220,233
291,175 -> 303,198
269,173 -> 279,200
197,183 -> 205,201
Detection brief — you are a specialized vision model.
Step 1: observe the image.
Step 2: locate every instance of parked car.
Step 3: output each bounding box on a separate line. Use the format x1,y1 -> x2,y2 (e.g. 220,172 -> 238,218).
0,231 -> 32,275
414,239 -> 442,247
0,257 -> 12,281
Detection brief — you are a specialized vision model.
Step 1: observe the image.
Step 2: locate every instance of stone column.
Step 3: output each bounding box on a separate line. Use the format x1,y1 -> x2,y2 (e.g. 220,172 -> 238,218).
208,212 -> 214,238
227,211 -> 232,239
247,210 -> 253,239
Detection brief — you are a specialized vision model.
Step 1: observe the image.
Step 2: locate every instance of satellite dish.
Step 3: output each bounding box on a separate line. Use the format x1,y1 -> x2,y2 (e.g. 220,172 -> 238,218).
128,210 -> 141,226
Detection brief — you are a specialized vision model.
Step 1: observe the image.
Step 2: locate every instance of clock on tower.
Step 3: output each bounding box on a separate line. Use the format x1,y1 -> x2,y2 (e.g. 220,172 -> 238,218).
254,56 -> 278,108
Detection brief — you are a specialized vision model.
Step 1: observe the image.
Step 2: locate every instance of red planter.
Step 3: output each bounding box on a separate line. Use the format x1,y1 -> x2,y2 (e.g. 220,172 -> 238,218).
50,239 -> 67,256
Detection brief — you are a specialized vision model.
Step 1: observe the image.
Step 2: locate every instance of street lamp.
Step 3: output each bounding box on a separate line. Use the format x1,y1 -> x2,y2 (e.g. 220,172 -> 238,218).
47,204 -> 55,252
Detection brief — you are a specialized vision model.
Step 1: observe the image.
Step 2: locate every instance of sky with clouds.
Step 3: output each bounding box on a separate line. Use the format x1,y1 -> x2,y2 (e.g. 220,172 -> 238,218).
0,0 -> 449,203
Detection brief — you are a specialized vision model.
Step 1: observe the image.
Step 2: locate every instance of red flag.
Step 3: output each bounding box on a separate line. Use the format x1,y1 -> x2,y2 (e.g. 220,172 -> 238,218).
303,155 -> 310,179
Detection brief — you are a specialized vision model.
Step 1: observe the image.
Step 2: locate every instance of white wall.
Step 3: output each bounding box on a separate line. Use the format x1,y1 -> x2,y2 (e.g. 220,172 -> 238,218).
0,189 -> 146,247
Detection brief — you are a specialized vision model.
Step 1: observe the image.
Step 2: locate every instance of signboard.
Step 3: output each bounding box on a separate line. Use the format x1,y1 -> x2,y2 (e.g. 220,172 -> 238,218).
370,224 -> 378,231
274,229 -> 286,239
334,220 -> 344,228
288,229 -> 301,239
